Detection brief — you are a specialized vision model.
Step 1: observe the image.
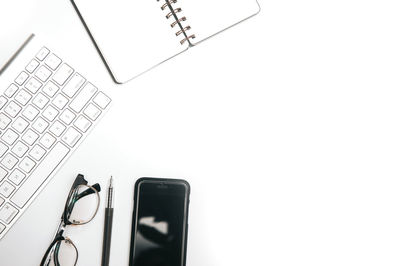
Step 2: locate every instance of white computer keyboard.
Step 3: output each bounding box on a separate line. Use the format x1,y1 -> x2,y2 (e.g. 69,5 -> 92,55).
0,45 -> 111,239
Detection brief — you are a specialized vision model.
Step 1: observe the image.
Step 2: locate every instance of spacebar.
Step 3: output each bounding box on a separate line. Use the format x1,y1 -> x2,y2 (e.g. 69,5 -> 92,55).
11,143 -> 70,208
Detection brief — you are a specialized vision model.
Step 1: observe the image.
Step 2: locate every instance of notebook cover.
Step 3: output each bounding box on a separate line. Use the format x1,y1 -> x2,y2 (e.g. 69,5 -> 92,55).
71,0 -> 187,83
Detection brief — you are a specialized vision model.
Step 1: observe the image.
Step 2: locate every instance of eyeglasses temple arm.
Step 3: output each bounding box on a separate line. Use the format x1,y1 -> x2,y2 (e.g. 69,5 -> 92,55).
39,234 -> 65,266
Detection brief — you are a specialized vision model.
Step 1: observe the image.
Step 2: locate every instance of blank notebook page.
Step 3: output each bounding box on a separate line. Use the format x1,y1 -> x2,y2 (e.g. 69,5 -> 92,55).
182,0 -> 261,44
73,0 -> 187,83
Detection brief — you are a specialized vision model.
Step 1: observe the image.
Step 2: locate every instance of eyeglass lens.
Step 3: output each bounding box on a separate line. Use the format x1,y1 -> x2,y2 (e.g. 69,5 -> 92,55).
46,239 -> 78,266
66,184 -> 100,225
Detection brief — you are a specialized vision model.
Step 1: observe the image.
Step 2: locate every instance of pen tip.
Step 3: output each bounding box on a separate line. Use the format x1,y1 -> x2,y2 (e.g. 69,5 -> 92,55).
110,176 -> 113,187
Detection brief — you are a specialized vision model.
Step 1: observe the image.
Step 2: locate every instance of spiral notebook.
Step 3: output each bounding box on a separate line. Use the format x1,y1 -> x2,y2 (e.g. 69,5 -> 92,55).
71,0 -> 261,83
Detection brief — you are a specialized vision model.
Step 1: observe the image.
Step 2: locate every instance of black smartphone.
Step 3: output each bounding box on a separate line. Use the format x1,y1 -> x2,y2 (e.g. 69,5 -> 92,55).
129,177 -> 190,266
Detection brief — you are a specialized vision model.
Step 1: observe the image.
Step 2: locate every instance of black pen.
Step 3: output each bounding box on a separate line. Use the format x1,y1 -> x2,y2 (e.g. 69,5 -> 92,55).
102,176 -> 114,266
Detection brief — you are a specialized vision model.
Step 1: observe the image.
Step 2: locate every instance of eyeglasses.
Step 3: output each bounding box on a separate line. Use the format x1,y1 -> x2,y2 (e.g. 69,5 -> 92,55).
40,174 -> 101,266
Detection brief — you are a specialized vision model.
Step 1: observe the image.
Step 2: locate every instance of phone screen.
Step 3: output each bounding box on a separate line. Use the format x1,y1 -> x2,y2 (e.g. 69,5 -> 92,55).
132,181 -> 189,266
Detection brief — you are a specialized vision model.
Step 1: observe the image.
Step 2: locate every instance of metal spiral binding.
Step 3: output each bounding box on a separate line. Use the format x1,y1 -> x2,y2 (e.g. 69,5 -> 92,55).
157,0 -> 195,45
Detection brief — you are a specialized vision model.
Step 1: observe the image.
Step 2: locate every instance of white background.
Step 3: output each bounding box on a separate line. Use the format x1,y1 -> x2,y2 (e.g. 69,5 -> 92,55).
1,0 -> 400,265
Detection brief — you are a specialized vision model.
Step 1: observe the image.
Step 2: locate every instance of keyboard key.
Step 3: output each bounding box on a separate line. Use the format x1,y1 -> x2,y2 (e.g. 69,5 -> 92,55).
29,145 -> 46,161
8,169 -> 26,186
11,141 -> 29,158
15,89 -> 32,106
84,103 -> 101,121
0,181 -> 15,198
4,101 -> 22,118
0,96 -> 8,109
1,154 -> 18,170
39,133 -> 56,149
52,94 -> 68,109
42,81 -> 59,97
61,127 -> 82,147
36,47 -> 49,61
0,143 -> 8,157
11,117 -> 29,133
0,222 -> 5,233
25,59 -> 40,73
59,109 -> 75,125
25,77 -> 42,94
0,199 -> 3,208
61,72 -> 85,97
53,64 -> 73,86
32,93 -> 49,109
0,167 -> 7,181
0,114 -> 11,130
22,105 -> 39,121
4,84 -> 18,98
42,105 -> 58,122
49,121 -> 66,137
32,117 -> 49,133
21,129 -> 39,146
74,116 -> 91,133
35,66 -> 52,82
15,72 -> 29,86
1,129 -> 19,145
93,92 -> 111,109
45,54 -> 61,70
19,157 -> 36,173
11,142 -> 70,208
0,203 -> 18,224
70,82 -> 97,113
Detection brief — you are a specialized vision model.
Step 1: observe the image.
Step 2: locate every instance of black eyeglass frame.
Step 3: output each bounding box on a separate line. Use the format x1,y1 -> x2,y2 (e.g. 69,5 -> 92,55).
40,174 -> 101,266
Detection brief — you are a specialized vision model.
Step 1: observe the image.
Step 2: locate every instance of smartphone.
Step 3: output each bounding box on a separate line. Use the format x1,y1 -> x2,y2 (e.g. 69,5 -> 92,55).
129,177 -> 190,266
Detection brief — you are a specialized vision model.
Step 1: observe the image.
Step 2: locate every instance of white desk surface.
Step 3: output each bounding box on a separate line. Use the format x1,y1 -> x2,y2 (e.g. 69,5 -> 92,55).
1,0 -> 400,265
